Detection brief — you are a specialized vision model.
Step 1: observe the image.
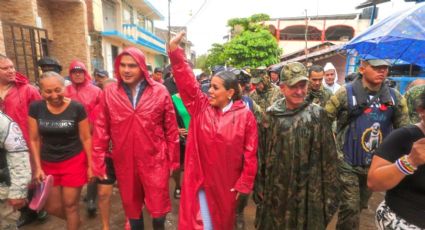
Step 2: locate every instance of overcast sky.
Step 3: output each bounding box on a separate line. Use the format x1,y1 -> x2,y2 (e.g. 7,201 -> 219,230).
151,0 -> 415,55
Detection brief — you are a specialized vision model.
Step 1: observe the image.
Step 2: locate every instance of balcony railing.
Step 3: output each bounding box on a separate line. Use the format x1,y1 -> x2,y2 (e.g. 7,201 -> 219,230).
102,24 -> 166,55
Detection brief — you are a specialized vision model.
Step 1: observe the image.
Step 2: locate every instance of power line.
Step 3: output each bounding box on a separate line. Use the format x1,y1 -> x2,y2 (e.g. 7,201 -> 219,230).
184,0 -> 209,26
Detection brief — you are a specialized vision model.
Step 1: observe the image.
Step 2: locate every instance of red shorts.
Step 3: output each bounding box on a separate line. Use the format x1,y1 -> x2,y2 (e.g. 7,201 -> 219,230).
41,152 -> 88,187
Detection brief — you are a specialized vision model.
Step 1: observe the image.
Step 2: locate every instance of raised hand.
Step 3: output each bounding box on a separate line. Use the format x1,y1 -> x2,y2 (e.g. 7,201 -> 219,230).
168,31 -> 186,52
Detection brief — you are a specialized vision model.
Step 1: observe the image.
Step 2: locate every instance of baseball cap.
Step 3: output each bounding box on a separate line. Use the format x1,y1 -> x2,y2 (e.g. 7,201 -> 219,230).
154,67 -> 163,73
280,62 -> 308,86
71,65 -> 84,71
364,59 -> 391,67
250,76 -> 262,84
95,69 -> 109,78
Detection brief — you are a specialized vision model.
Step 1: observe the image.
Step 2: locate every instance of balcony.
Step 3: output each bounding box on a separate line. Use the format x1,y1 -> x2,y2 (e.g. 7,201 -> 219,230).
102,24 -> 166,55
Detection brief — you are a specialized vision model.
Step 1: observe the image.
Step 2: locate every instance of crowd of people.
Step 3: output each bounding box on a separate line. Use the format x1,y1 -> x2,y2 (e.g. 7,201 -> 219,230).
0,31 -> 424,230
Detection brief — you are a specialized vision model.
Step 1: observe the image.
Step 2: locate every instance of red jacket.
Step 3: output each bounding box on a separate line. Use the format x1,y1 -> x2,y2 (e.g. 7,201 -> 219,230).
92,47 -> 179,219
65,61 -> 102,123
4,72 -> 41,144
169,48 -> 258,230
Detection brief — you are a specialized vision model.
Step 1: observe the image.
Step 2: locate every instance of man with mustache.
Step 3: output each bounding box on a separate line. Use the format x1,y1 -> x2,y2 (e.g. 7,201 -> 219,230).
325,59 -> 409,230
255,62 -> 339,229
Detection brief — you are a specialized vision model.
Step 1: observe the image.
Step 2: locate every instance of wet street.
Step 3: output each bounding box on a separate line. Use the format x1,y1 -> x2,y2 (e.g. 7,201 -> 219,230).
21,180 -> 383,230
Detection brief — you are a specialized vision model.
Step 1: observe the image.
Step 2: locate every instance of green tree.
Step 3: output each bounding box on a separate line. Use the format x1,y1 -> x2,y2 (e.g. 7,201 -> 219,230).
225,29 -> 281,68
205,43 -> 227,69
203,13 -> 281,69
195,54 -> 208,71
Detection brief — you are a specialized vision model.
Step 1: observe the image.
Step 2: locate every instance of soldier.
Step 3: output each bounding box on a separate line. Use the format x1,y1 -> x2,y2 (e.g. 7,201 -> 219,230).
404,83 -> 425,124
255,62 -> 339,230
0,112 -> 31,230
325,59 -> 409,230
249,67 -> 282,111
306,65 -> 333,107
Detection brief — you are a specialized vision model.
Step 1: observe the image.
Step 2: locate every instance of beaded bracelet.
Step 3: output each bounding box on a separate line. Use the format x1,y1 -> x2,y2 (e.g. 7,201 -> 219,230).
395,155 -> 416,175
401,155 -> 417,171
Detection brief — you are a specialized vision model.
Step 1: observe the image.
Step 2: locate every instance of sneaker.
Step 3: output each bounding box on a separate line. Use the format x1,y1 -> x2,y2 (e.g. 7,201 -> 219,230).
16,208 -> 38,228
37,210 -> 48,222
174,188 -> 181,199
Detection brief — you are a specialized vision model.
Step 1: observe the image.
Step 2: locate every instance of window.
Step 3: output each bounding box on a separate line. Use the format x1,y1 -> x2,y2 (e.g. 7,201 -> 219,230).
280,25 -> 321,41
146,19 -> 153,33
122,2 -> 134,24
137,11 -> 145,28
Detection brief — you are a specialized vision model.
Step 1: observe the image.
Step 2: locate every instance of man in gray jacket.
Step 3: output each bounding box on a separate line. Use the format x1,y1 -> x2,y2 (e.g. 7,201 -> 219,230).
0,112 -> 31,230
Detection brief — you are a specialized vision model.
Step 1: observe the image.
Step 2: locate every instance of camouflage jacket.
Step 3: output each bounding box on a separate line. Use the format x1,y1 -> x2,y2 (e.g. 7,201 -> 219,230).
306,86 -> 333,107
404,84 -> 425,124
249,84 -> 282,112
0,113 -> 31,200
325,83 -> 409,160
254,98 -> 339,230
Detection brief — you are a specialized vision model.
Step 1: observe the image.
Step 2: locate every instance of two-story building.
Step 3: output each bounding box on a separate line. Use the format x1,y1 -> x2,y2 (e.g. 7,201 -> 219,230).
0,0 -> 168,82
89,0 -> 168,75
266,13 -> 371,55
0,0 -> 91,82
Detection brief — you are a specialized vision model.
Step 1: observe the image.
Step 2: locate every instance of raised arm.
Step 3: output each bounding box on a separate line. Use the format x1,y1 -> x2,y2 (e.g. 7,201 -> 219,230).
168,32 -> 209,116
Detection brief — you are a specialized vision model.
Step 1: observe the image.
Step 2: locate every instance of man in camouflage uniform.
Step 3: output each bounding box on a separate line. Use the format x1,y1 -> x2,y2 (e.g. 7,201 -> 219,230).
255,62 -> 339,230
0,112 -> 31,230
325,59 -> 409,230
249,67 -> 282,112
404,83 -> 425,124
306,65 -> 333,107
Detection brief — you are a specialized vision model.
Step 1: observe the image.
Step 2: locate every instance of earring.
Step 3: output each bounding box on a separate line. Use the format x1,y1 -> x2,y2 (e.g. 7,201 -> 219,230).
228,96 -> 231,100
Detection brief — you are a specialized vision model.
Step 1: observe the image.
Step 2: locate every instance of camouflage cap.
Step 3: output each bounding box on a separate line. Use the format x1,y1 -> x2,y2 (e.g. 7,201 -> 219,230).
280,62 -> 308,86
364,59 -> 391,67
250,66 -> 267,84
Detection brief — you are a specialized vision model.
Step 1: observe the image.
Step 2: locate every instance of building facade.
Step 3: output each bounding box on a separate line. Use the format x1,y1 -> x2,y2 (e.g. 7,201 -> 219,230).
265,14 -> 371,55
0,0 -> 90,82
0,0 -> 168,82
89,0 -> 168,76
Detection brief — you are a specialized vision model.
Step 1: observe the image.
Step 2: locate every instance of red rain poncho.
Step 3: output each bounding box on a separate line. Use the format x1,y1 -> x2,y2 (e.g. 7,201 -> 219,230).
4,72 -> 41,143
65,61 -> 102,123
92,47 -> 179,219
169,48 -> 258,230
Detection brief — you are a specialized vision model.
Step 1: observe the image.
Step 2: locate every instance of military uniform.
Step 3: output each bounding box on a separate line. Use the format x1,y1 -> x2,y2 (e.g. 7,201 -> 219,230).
325,72 -> 409,230
306,86 -> 333,107
404,84 -> 425,124
249,69 -> 283,112
0,112 -> 31,230
255,62 -> 339,230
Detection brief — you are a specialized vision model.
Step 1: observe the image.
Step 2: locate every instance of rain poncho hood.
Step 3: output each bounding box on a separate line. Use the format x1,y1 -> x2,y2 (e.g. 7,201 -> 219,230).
113,47 -> 154,87
3,72 -> 41,144
65,60 -> 102,123
68,60 -> 92,86
169,47 -> 258,230
92,47 -> 180,219
323,62 -> 341,93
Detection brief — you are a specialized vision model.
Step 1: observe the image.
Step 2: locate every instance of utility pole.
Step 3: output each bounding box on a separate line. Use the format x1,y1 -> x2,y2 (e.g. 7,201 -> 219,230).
168,0 -> 171,43
304,9 -> 308,62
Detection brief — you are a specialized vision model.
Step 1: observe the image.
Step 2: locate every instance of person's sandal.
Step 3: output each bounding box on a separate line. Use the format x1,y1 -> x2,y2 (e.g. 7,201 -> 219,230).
174,188 -> 181,199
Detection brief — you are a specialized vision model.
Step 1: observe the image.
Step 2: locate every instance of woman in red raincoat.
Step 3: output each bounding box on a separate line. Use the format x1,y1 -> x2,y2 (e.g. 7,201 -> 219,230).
169,32 -> 258,230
